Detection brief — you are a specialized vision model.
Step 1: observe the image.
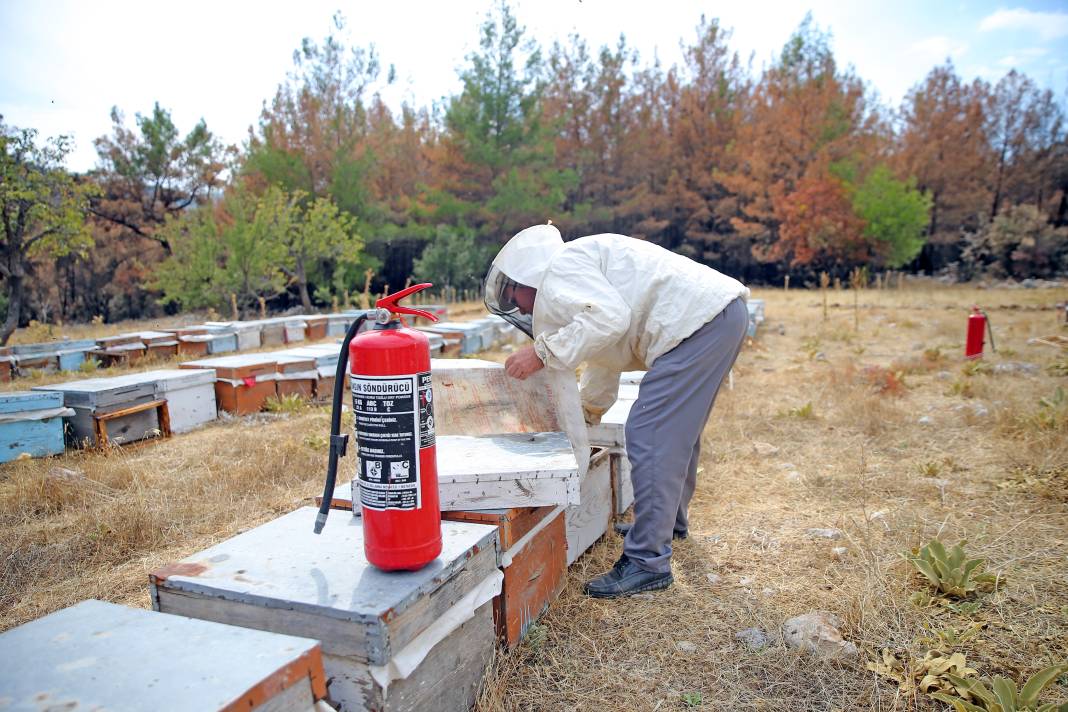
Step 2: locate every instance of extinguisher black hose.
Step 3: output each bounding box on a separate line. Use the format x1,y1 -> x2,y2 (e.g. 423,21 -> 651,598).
314,313 -> 368,534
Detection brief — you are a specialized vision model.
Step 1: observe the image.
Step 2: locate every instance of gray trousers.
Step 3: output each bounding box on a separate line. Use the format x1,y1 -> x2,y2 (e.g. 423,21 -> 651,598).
624,297 -> 748,573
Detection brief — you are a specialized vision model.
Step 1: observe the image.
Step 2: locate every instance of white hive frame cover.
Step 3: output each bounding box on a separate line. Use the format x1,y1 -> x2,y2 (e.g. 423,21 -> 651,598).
0,599 -> 323,712
429,358 -> 589,476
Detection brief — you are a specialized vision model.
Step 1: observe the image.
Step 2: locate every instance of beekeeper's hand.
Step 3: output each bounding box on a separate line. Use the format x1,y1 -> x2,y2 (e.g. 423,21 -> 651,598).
582,404 -> 606,426
505,345 -> 545,380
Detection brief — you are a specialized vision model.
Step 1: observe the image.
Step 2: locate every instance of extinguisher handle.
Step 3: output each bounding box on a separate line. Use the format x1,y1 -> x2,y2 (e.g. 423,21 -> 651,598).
376,283 -> 439,323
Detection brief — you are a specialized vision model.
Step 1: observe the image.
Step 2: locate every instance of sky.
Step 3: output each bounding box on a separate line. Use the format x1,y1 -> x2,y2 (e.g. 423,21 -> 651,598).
2,0 -> 1067,172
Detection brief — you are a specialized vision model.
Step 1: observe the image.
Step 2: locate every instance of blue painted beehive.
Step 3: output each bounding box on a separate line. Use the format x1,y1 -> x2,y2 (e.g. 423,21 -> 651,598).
0,391 -> 71,463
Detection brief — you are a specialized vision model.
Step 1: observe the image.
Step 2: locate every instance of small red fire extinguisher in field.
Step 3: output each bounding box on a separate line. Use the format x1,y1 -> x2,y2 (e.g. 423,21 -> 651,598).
315,283 -> 442,572
965,305 -> 995,359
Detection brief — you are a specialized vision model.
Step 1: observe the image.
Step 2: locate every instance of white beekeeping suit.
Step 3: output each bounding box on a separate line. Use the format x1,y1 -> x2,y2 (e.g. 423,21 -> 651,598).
485,224 -> 749,419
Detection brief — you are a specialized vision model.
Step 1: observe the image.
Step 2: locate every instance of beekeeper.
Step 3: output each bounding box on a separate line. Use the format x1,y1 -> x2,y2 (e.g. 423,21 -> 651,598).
484,223 -> 749,599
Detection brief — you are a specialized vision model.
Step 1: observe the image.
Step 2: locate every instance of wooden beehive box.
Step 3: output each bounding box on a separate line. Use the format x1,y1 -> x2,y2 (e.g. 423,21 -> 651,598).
278,344 -> 342,402
11,342 -> 61,372
419,327 -> 462,356
202,328 -> 239,355
325,431 -> 581,511
55,340 -> 98,371
565,447 -> 613,565
283,319 -> 307,343
205,321 -> 263,351
275,355 -> 317,400
610,448 -> 634,516
0,391 -> 72,463
142,368 -> 218,433
444,505 -> 566,648
304,315 -> 328,341
0,600 -> 327,711
134,330 -> 180,359
587,383 -> 640,449
420,322 -> 483,355
180,354 -> 278,415
151,507 -> 500,712
253,319 -> 287,346
0,356 -> 12,382
33,376 -> 161,447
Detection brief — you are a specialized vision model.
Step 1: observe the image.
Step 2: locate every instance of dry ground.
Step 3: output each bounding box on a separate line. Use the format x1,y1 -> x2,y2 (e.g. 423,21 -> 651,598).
1,285 -> 1066,711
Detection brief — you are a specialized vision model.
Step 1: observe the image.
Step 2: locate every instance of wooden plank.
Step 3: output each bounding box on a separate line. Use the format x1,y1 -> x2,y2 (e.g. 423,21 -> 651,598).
150,507 -> 499,666
443,505 -> 555,550
215,380 -> 276,415
609,450 -> 628,518
322,601 -> 494,711
494,509 -> 566,648
0,599 -> 326,712
0,416 -> 66,463
0,391 -> 64,413
430,359 -> 590,475
565,448 -> 613,565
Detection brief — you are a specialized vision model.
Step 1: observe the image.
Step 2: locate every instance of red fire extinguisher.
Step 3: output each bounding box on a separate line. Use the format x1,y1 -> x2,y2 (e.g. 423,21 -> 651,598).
965,305 -> 995,359
315,283 -> 442,572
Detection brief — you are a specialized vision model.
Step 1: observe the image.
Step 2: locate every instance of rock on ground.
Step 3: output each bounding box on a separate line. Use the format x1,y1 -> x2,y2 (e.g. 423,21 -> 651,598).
735,627 -> 769,651
782,611 -> 858,659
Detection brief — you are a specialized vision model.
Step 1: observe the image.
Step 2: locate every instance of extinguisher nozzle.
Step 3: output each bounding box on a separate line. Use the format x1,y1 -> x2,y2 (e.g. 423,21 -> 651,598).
313,512 -> 328,535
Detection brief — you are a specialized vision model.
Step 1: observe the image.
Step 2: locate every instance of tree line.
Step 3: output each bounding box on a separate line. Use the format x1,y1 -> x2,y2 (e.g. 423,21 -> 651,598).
2,6 -> 1066,341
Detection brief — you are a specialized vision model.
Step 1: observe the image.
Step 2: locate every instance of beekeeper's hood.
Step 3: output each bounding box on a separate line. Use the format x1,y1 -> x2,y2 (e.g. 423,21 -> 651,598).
484,223 -> 565,337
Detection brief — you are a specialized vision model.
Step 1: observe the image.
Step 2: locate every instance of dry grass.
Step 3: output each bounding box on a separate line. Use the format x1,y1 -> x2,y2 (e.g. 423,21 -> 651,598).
1,284 -> 1066,711
477,284 -> 1068,712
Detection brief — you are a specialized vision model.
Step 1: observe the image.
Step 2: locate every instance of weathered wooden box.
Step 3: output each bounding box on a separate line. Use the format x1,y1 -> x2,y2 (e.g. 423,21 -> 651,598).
565,447 -> 613,565
34,375 -> 162,447
206,321 -> 263,352
253,319 -> 287,346
445,505 -> 566,648
304,315 -> 328,341
610,448 -> 634,516
0,356 -> 13,382
180,355 -> 278,415
278,344 -> 342,402
0,599 -> 327,711
145,368 -> 218,433
326,431 -> 582,511
151,507 -> 501,711
95,334 -> 147,365
39,339 -> 98,372
284,319 -> 307,343
0,391 -> 72,463
134,330 -> 180,359
420,323 -> 483,355
275,355 -> 317,400
419,327 -> 462,356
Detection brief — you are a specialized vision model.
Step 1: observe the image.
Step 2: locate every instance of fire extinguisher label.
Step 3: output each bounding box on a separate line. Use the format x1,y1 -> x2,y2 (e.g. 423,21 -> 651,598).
351,371 -> 431,511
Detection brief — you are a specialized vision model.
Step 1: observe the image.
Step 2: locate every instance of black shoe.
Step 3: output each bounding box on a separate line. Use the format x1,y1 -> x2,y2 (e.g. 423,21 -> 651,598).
583,554 -> 674,599
613,521 -> 688,540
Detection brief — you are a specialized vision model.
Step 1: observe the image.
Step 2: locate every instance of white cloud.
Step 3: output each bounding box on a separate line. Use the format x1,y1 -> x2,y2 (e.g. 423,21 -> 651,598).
979,8 -> 1068,41
908,36 -> 969,63
998,47 -> 1048,67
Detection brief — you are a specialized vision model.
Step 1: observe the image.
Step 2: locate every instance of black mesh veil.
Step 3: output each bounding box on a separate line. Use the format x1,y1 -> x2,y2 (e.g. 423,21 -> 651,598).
484,265 -> 534,338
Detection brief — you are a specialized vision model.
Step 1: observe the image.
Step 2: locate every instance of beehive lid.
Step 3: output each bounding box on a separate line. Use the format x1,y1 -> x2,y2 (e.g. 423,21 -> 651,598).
0,391 -> 65,414
180,354 -> 278,379
0,600 -> 325,712
136,368 -> 217,392
436,432 -> 578,483
150,507 -> 498,665
32,376 -> 157,409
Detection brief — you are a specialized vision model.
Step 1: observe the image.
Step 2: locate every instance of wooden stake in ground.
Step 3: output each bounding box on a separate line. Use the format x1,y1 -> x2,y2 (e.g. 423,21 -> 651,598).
230,294 -> 239,321
784,275 -> 790,292
850,267 -> 867,331
361,270 -> 374,309
258,297 -> 266,319
820,272 -> 830,321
